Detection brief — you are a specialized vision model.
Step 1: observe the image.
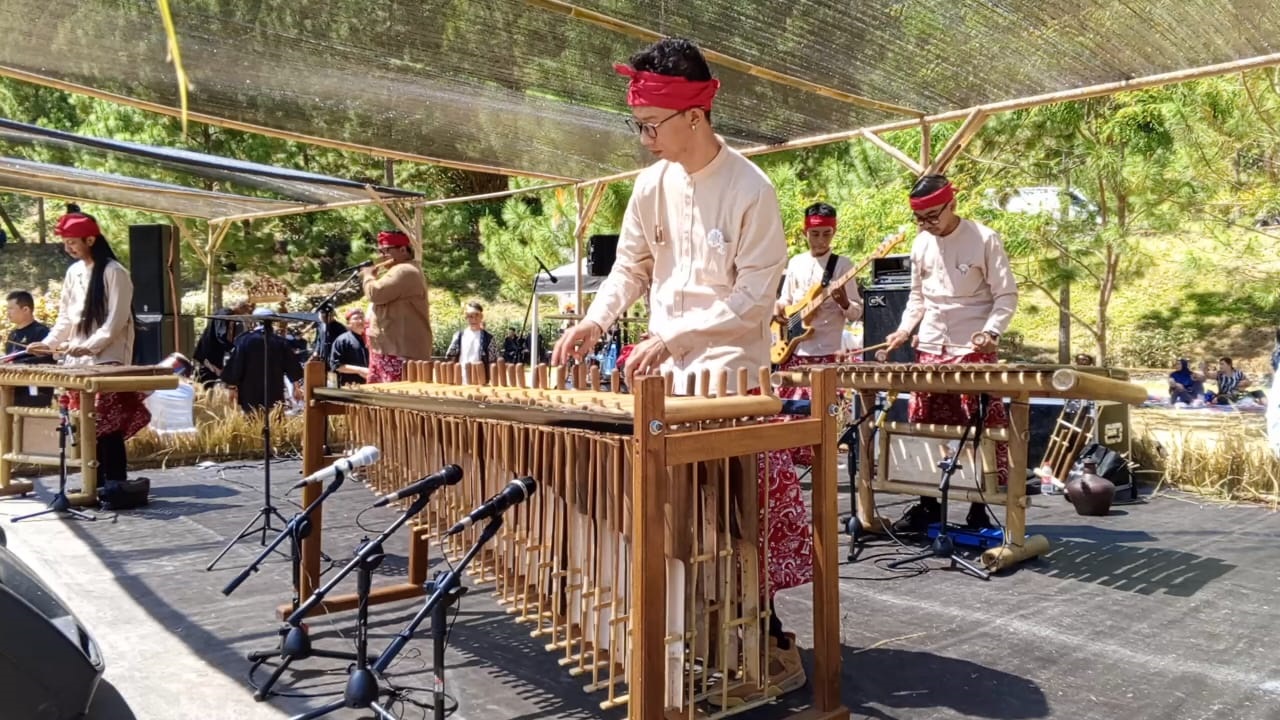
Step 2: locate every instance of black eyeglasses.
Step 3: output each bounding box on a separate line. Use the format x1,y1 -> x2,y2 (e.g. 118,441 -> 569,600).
913,201 -> 951,225
624,109 -> 687,139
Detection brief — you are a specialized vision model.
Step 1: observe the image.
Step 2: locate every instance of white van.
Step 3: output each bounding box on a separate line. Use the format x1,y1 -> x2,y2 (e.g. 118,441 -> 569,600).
985,186 -> 1099,222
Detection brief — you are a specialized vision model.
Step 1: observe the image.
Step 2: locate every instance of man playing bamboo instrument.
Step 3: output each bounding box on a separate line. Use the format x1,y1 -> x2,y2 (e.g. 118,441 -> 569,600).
551,37 -> 808,705
882,174 -> 1018,532
774,202 -> 862,465
361,230 -> 432,383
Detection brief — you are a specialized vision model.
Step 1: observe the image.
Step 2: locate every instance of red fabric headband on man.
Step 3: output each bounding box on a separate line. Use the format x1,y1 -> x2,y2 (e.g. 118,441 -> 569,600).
804,214 -> 837,230
377,230 -> 411,248
909,183 -> 955,211
614,63 -> 720,111
54,213 -> 100,239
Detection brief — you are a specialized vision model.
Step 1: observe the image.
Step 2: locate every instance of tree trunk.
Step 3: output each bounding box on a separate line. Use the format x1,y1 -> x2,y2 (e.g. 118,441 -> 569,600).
0,203 -> 24,242
37,197 -> 46,243
1059,281 -> 1071,363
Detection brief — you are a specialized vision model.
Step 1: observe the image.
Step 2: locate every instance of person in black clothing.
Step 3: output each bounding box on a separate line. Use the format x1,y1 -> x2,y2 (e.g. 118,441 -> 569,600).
329,308 -> 369,387
222,310 -> 304,413
502,327 -> 522,364
4,290 -> 55,407
192,307 -> 236,387
315,303 -> 347,365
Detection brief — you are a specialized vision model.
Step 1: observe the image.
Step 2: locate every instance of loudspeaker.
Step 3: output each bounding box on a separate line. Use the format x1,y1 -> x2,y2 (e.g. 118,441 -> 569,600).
128,224 -> 180,315
0,544 -> 104,719
588,234 -> 618,277
133,314 -> 195,366
862,287 -> 914,363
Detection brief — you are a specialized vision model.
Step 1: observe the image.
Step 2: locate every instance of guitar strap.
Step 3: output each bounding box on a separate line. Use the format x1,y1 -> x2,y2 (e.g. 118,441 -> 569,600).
820,254 -> 840,288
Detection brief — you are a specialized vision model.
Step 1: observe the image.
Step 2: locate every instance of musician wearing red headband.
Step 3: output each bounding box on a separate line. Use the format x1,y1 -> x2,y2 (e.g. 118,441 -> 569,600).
28,206 -> 151,503
550,38 -> 805,705
360,230 -> 433,383
773,203 -> 862,464
882,174 -> 1019,533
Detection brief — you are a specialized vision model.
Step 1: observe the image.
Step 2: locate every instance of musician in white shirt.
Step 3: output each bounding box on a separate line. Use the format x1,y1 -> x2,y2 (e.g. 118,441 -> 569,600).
28,207 -> 151,499
774,202 -> 863,361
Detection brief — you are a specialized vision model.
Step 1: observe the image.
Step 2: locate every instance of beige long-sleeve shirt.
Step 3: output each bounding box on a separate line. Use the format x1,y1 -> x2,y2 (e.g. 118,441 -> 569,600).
583,143 -> 786,394
896,218 -> 1018,357
363,263 -> 433,360
45,259 -> 135,366
777,251 -> 863,357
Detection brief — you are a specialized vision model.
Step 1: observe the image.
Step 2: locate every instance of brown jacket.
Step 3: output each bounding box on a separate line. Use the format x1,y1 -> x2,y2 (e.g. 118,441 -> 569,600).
363,263 -> 433,360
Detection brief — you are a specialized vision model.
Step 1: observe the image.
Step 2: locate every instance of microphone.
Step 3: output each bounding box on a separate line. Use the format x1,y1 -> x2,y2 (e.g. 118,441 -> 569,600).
534,256 -> 558,284
290,445 -> 380,488
340,259 -> 375,273
370,464 -> 463,508
445,477 -> 536,536
59,394 -> 75,447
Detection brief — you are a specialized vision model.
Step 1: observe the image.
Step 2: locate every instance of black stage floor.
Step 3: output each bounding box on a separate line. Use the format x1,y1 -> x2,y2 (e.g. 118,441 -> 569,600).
3,458 -> 1278,720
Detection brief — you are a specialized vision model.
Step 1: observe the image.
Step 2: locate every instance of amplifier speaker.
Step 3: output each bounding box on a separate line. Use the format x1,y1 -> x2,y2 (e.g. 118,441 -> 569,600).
0,544 -> 104,719
587,234 -> 618,277
862,287 -> 915,363
128,224 -> 180,315
133,314 -> 195,366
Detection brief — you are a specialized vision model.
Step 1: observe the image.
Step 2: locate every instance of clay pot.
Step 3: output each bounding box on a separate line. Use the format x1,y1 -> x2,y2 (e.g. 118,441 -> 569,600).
1064,460 -> 1116,516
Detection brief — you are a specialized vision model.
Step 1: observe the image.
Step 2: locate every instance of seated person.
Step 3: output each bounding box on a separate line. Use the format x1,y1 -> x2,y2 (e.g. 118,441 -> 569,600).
1169,358 -> 1204,404
1211,356 -> 1264,405
4,290 -> 55,408
145,353 -> 197,435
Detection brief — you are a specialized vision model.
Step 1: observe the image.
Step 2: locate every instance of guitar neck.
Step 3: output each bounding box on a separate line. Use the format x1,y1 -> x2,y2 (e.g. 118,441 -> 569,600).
801,235 -> 906,314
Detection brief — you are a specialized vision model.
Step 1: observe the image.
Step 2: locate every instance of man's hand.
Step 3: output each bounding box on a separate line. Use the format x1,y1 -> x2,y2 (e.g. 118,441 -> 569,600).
623,335 -> 671,388
773,300 -> 788,324
970,331 -> 999,353
876,330 -> 912,362
831,286 -> 850,310
359,265 -> 376,283
550,320 -> 604,365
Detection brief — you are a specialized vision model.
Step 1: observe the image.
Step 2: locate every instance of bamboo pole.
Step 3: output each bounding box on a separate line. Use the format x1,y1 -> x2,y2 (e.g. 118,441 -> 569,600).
0,66 -> 579,183
525,0 -> 923,118
920,120 -> 932,170
925,109 -> 989,176
859,130 -> 922,174
572,181 -> 608,315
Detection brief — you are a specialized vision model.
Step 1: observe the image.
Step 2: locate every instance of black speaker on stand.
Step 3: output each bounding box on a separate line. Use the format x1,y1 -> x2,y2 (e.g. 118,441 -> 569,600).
588,234 -> 618,277
129,224 -> 187,365
863,254 -> 914,363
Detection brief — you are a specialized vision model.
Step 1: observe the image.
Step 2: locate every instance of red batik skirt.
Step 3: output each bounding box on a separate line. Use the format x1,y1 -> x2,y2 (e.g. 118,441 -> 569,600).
906,350 -> 1009,487
368,351 -> 406,384
67,391 -> 151,440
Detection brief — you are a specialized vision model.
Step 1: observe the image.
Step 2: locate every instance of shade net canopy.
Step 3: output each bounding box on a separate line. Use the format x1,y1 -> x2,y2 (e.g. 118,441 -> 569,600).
2,0 -> 1278,182
0,156 -> 304,220
0,118 -> 419,206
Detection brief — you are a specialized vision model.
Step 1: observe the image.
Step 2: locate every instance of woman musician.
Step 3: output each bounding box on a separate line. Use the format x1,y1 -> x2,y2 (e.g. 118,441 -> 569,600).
27,207 -> 151,501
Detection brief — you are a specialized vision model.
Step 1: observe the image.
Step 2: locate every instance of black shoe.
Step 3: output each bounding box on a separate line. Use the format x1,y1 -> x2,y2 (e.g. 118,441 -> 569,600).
965,503 -> 994,530
891,500 -> 942,534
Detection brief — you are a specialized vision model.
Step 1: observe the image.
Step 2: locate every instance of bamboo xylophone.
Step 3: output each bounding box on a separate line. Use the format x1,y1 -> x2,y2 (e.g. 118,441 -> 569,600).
296,360 -> 848,720
0,364 -> 177,504
773,362 -> 1146,570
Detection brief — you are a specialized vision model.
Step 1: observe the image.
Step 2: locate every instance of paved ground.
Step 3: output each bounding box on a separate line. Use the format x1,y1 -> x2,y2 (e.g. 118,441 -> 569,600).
3,458 -> 1279,720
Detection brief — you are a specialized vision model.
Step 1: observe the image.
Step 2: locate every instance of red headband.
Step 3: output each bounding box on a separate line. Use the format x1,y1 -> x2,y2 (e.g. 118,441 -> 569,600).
909,183 -> 955,211
614,63 -> 720,111
804,215 -> 837,230
55,213 -> 100,239
377,230 -> 411,248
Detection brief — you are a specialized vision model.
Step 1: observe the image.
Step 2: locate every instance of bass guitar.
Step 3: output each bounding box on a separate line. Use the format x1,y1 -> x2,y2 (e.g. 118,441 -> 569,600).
770,233 -> 906,365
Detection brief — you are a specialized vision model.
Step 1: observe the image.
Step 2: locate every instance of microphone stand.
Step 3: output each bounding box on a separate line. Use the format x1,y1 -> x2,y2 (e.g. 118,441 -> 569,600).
222,469 -> 365,701
284,488 -> 441,720
887,393 -> 992,580
295,517 -> 502,720
11,394 -> 95,523
520,263 -> 556,367
207,321 -> 289,571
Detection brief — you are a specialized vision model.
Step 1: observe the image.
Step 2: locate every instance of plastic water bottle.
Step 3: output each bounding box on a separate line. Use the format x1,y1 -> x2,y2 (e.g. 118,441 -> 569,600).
1040,471 -> 1057,496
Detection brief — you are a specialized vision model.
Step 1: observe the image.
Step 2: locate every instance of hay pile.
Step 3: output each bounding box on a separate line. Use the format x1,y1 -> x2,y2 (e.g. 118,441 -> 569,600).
1132,407 -> 1279,507
125,386 -> 344,469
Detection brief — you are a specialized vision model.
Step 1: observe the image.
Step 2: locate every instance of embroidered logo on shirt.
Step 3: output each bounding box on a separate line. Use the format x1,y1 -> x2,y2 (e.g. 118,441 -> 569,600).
957,263 -> 972,274
707,228 -> 728,255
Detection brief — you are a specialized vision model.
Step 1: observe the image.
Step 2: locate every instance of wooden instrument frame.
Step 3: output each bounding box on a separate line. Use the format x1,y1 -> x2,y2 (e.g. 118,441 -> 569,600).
294,360 -> 849,720
0,366 -> 177,505
775,363 -> 1147,570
